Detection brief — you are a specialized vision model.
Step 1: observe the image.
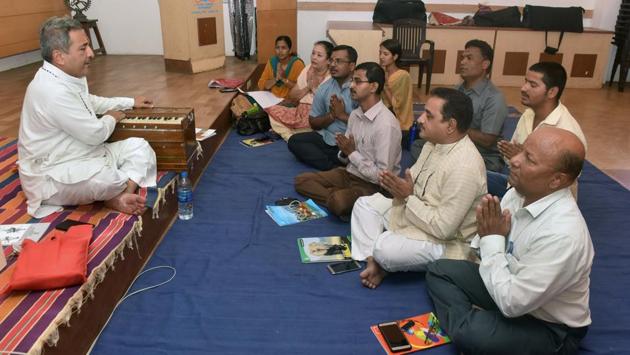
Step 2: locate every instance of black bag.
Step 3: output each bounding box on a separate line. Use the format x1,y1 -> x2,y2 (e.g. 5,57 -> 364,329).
373,0 -> 426,24
522,5 -> 584,54
234,110 -> 270,136
522,5 -> 584,33
473,6 -> 522,28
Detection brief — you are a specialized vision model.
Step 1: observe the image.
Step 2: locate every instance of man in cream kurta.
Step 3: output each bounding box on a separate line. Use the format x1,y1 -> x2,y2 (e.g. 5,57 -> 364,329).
351,88 -> 487,289
18,16 -> 156,218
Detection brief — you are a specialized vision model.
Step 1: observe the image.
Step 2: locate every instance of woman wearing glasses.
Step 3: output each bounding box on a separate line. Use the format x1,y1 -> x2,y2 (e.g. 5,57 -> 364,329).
266,40 -> 333,141
379,39 -> 414,132
257,35 -> 305,99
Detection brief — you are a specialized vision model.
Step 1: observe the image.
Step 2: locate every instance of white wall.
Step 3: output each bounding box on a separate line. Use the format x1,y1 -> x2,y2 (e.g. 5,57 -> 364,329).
83,0 -> 164,55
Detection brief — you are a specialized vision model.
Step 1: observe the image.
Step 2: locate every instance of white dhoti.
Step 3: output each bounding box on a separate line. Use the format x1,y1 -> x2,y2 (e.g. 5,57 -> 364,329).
41,138 -> 156,211
350,195 -> 443,272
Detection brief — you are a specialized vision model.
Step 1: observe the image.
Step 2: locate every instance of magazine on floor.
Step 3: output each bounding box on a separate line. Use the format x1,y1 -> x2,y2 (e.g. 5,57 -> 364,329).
370,312 -> 450,354
195,128 -> 216,141
265,199 -> 327,226
0,223 -> 50,247
240,136 -> 275,148
297,236 -> 352,263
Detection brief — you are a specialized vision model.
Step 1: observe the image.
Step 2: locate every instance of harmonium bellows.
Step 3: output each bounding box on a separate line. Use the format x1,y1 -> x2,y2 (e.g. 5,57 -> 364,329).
107,107 -> 197,171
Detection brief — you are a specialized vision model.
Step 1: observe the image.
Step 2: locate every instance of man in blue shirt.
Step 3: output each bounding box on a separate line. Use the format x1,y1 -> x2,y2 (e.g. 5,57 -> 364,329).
287,45 -> 357,170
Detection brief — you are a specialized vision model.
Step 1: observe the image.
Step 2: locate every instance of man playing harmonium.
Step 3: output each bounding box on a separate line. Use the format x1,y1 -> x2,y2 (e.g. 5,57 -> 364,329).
17,16 -> 157,218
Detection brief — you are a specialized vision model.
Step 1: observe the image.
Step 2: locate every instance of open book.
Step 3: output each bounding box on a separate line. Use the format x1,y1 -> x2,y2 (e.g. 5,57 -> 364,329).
243,91 -> 283,109
371,312 -> 451,354
297,236 -> 352,263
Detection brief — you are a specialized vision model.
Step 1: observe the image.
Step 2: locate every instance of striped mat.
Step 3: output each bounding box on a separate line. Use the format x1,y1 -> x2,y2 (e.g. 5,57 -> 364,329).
0,137 -> 175,355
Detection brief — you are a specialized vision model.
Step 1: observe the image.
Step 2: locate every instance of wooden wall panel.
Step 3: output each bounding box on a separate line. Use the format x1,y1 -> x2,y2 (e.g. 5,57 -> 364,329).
256,9 -> 297,64
423,49 -> 446,74
503,52 -> 529,76
0,0 -> 67,58
571,54 -> 597,78
539,52 -> 563,64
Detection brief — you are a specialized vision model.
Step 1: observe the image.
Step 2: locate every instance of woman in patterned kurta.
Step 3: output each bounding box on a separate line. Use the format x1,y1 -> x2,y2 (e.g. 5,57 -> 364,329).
266,41 -> 332,141
257,35 -> 305,99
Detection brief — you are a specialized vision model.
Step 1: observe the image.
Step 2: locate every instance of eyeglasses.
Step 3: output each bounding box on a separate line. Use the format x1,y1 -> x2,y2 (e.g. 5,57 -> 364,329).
328,58 -> 351,66
350,77 -> 370,84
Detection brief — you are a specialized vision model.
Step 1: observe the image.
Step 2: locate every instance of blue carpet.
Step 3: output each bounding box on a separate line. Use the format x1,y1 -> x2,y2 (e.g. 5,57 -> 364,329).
92,113 -> 630,354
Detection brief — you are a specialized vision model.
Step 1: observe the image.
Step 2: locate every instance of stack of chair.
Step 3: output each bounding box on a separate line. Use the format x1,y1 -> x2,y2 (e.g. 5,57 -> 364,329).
609,0 -> 630,92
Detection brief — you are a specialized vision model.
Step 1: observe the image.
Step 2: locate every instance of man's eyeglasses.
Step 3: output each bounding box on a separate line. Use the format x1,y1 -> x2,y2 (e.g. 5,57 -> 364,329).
350,77 -> 370,84
329,58 -> 351,66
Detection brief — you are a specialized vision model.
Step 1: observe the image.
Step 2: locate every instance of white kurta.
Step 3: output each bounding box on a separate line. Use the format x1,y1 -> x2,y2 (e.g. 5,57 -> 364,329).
17,61 -> 156,217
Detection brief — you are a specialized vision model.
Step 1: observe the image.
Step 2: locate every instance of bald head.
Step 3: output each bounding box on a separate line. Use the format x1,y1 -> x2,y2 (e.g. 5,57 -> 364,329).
529,126 -> 586,183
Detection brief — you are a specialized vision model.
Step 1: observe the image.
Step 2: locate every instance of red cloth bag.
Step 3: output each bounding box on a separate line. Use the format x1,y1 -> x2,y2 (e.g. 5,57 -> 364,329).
2,224 -> 91,294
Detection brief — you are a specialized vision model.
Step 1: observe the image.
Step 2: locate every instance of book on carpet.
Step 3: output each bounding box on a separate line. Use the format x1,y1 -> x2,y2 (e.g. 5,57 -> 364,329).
0,223 -> 50,247
371,312 -> 450,354
240,136 -> 275,148
195,128 -> 216,141
265,199 -> 327,226
207,78 -> 244,89
297,236 -> 352,263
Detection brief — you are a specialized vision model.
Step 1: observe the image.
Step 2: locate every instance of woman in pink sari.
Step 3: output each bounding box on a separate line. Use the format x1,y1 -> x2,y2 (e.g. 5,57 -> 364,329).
267,41 -> 333,141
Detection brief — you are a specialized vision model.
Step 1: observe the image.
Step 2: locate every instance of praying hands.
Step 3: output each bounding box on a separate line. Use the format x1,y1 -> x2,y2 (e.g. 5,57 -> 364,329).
498,139 -> 523,160
335,134 -> 356,156
476,194 -> 511,237
379,169 -> 414,200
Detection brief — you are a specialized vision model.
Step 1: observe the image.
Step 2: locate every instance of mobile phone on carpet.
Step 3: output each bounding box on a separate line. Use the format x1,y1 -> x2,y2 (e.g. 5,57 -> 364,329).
378,321 -> 412,352
327,260 -> 361,275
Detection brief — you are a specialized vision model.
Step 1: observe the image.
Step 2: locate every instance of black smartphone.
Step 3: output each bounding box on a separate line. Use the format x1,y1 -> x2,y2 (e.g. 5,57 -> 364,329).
55,219 -> 94,232
327,260 -> 361,275
378,322 -> 412,352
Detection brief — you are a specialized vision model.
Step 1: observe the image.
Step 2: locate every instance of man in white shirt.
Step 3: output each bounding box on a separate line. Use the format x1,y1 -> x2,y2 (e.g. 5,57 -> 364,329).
489,61 -> 586,198
351,88 -> 487,289
295,62 -> 401,220
426,127 -> 593,355
18,16 -> 157,218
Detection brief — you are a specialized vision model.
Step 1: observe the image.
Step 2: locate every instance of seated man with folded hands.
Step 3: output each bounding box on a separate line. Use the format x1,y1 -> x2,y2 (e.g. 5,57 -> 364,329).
294,62 -> 401,221
350,88 -> 487,289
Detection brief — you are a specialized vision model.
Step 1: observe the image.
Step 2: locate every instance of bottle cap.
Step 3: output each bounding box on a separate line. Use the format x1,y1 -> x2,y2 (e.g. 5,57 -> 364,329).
181,171 -> 188,178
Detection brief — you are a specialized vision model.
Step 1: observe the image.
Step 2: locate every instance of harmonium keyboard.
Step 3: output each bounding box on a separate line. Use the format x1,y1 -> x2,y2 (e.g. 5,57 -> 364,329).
107,107 -> 197,171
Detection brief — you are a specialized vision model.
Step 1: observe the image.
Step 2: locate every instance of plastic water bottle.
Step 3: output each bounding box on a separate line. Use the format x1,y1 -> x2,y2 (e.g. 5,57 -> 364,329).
177,172 -> 193,220
408,120 -> 418,150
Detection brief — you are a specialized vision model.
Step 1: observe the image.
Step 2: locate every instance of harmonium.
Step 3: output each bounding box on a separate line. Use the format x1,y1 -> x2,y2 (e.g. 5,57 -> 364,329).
107,107 -> 197,171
